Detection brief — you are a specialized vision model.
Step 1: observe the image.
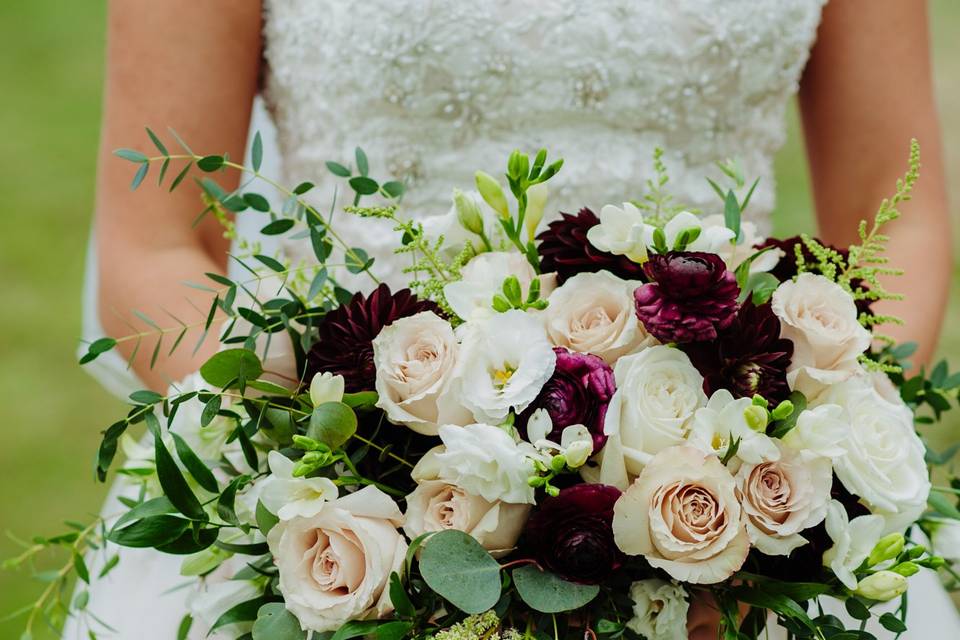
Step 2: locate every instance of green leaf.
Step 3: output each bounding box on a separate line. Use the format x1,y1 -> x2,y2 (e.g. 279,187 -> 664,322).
200,349 -> 264,388
107,515 -> 190,547
113,496 -> 177,530
879,612 -> 907,633
768,391 -> 807,439
114,148 -> 148,163
376,621 -> 413,640
512,565 -> 599,613
146,127 -> 168,156
80,337 -> 118,364
157,526 -> 219,555
96,421 -> 128,482
169,161 -> 193,192
418,530 -> 502,614
349,176 -> 379,195
252,603 -> 306,640
260,219 -> 295,235
382,181 -> 405,198
724,189 -> 741,240
345,247 -> 372,274
311,228 -> 333,263
155,436 -> 206,520
210,597 -> 272,633
355,147 -> 369,176
244,192 -> 271,212
256,499 -> 280,536
129,389 -> 163,405
201,394 -> 222,427
928,491 -> 960,520
217,475 -> 250,526
844,597 -> 871,621
307,402 -> 358,449
342,391 -> 379,409
730,586 -> 814,630
177,615 -> 193,640
294,181 -> 315,195
326,161 -> 351,177
254,254 -> 286,272
251,132 -> 263,171
197,155 -> 225,172
307,267 -> 328,301
130,162 -> 149,189
331,620 -> 379,640
73,551 -> 90,583
171,433 -> 219,493
389,572 -> 414,618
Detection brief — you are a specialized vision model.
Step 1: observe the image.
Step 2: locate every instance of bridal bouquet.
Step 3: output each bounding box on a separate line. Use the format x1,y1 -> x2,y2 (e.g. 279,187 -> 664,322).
9,134 -> 960,640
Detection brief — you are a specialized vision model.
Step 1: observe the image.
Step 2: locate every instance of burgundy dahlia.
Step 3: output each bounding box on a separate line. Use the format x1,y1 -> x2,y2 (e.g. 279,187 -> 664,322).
519,348 -> 614,452
524,484 -> 624,584
681,300 -> 794,403
536,208 -> 646,284
634,251 -> 740,343
306,284 -> 440,392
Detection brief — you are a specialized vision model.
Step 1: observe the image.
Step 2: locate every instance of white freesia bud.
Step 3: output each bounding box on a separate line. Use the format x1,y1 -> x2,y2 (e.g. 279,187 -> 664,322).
310,372 -> 345,406
855,570 -> 908,602
475,171 -> 510,219
453,188 -> 485,236
525,183 -> 548,240
586,202 -> 647,263
564,438 -> 593,469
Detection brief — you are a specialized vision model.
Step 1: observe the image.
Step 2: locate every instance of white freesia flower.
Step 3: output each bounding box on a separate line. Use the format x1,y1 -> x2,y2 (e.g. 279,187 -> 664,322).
526,409 -> 594,469
259,451 -> 338,520
432,423 -> 538,504
735,442 -> 833,556
781,404 -> 850,459
372,311 -> 469,435
688,389 -> 780,467
822,499 -> 885,589
267,487 -> 407,633
544,271 -> 656,364
613,446 -> 750,584
586,202 -> 648,262
310,372 -> 345,406
771,273 -> 872,396
421,190 -> 504,255
697,214 -> 781,271
820,376 -> 930,531
443,252 -> 553,321
601,346 -> 707,489
645,210 -> 735,255
405,450 -> 530,557
626,579 -> 689,640
447,310 -> 556,424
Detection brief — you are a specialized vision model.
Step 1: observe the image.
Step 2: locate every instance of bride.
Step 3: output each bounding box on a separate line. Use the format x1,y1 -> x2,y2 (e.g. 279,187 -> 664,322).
71,0 -> 955,638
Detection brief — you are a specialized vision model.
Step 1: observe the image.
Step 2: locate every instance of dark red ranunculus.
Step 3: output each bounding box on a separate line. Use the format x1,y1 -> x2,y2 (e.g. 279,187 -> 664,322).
306,284 -> 440,392
681,300 -> 794,403
537,208 -> 647,284
524,484 -> 624,584
518,348 -> 614,452
634,251 -> 740,344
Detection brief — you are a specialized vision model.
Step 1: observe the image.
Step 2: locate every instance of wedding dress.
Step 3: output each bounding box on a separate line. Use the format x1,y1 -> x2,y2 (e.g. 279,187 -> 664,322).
70,1 -> 960,638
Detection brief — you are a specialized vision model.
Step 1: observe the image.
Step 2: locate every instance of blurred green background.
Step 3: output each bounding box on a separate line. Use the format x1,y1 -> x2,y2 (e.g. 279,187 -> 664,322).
0,1 -> 957,637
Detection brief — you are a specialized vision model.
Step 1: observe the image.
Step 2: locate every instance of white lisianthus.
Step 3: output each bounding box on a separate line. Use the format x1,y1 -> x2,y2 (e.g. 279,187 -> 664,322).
526,409 -> 594,469
267,486 -> 407,633
820,376 -> 930,531
644,210 -> 735,255
586,202 -> 648,262
781,404 -> 850,459
822,499 -> 885,589
405,450 -> 530,557
735,443 -> 833,556
310,372 -> 345,406
544,271 -> 657,364
930,519 -> 960,562
372,311 -> 469,435
613,446 -> 750,584
259,451 -> 339,520
431,423 -> 538,504
443,252 -> 554,321
771,273 -> 872,396
687,389 -> 780,467
600,346 -> 707,489
447,310 -> 556,424
626,579 -> 689,640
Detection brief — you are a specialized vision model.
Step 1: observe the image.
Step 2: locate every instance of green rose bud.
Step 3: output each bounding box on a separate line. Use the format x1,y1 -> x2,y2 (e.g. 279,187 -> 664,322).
868,533 -> 906,567
453,188 -> 485,236
854,570 -> 908,602
475,171 -> 510,220
743,405 -> 769,432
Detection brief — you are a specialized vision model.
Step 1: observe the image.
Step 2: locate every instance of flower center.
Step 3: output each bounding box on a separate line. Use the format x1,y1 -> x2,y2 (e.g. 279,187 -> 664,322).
492,365 -> 516,389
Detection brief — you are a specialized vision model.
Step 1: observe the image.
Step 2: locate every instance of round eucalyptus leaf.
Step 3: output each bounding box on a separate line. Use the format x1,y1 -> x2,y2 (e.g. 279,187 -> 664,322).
419,530 -> 501,614
252,603 -> 306,640
512,565 -> 599,613
200,348 -> 263,388
307,402 -> 358,449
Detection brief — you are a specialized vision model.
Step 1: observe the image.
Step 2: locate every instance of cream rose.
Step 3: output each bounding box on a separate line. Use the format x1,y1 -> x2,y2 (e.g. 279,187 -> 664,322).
403,474 -> 530,558
544,271 -> 656,364
600,346 -> 707,489
735,443 -> 833,556
612,446 -> 750,584
820,377 -> 930,531
771,273 -> 872,395
626,579 -> 689,640
267,486 -> 407,633
373,311 -> 470,435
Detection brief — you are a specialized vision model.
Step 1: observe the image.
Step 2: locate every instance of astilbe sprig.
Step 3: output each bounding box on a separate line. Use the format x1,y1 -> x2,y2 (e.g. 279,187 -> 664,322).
434,611 -> 521,640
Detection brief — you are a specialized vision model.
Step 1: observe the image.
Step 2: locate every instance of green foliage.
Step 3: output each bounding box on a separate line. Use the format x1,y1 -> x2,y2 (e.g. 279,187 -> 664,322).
199,348 -> 264,390
307,401 -> 358,449
252,603 -> 306,640
419,530 -> 502,614
511,566 -> 599,613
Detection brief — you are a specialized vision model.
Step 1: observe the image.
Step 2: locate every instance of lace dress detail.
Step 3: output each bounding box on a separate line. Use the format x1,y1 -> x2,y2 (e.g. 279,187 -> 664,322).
262,0 -> 825,285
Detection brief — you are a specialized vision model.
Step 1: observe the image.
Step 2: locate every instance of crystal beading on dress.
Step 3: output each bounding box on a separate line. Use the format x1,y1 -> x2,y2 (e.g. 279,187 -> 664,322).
262,0 -> 826,284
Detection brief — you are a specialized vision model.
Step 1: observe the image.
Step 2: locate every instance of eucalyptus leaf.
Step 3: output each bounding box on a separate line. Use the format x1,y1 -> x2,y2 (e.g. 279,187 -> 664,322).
418,530 -> 501,614
512,565 -> 599,613
200,349 -> 264,388
307,402 -> 358,449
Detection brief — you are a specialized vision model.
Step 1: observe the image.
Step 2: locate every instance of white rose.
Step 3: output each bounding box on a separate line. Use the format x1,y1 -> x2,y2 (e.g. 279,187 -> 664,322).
600,346 -> 707,489
447,310 -> 556,424
259,451 -> 339,520
373,311 -> 470,435
781,404 -> 850,459
405,454 -> 530,557
820,376 -> 930,530
267,486 -> 407,633
544,271 -> 657,364
735,443 -> 833,556
613,446 -> 750,584
443,252 -> 554,321
626,579 -> 690,640
930,519 -> 960,562
586,202 -> 647,262
687,389 -> 780,467
822,499 -> 885,589
771,273 -> 872,395
431,424 -> 538,504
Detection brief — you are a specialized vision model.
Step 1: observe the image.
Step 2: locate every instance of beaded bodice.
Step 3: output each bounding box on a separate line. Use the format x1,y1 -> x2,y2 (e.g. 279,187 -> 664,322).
261,0 -> 825,283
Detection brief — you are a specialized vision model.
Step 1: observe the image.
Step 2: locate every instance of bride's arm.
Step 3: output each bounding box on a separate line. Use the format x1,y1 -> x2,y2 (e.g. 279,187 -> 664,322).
799,0 -> 951,367
96,0 -> 262,390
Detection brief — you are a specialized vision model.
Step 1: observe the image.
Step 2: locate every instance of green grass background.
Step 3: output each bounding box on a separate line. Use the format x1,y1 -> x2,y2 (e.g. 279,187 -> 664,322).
0,2 -> 957,637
